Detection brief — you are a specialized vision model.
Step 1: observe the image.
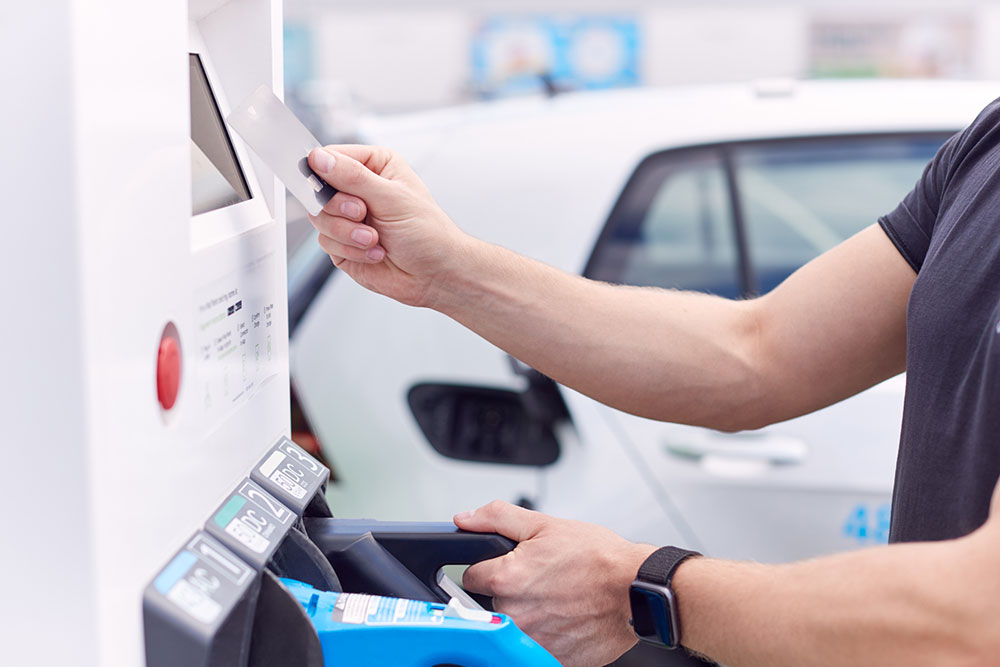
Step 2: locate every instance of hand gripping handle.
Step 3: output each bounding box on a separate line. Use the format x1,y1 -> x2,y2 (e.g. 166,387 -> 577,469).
304,518 -> 515,607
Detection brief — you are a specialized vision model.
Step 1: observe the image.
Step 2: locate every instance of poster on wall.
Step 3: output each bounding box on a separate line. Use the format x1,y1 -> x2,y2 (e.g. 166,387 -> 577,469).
809,16 -> 974,79
471,16 -> 641,97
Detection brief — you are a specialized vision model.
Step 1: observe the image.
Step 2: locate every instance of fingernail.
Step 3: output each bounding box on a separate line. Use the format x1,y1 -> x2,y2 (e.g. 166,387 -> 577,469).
351,228 -> 374,246
366,247 -> 385,262
341,201 -> 362,219
313,149 -> 335,174
454,510 -> 475,522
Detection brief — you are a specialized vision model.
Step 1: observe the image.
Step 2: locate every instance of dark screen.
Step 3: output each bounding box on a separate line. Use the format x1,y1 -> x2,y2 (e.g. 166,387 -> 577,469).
189,53 -> 251,215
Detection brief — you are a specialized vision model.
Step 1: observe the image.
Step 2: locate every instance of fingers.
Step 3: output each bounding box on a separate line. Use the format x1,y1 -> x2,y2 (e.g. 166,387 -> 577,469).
309,193 -> 383,263
309,147 -> 397,202
462,556 -> 509,597
317,231 -> 385,264
455,501 -> 547,597
323,190 -> 367,219
454,500 -> 544,543
309,209 -> 379,246
320,144 -> 395,173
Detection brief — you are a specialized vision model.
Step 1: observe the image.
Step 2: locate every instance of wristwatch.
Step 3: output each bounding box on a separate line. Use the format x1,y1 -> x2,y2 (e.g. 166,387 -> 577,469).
629,546 -> 702,649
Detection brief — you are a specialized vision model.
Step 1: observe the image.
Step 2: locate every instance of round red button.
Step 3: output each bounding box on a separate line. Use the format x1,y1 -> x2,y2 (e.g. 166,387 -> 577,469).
157,334 -> 181,411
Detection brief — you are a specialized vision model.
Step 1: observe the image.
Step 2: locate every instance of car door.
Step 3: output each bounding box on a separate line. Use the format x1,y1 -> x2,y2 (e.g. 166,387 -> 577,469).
581,133 -> 949,562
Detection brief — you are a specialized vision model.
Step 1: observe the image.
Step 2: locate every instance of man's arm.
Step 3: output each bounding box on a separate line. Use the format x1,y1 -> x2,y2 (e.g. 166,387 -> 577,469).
455,491 -> 1000,667
307,145 -> 913,430
673,522 -> 1000,667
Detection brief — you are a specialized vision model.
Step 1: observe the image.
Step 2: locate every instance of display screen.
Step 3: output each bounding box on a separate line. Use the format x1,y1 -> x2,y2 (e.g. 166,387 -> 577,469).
189,53 -> 252,216
629,585 -> 674,647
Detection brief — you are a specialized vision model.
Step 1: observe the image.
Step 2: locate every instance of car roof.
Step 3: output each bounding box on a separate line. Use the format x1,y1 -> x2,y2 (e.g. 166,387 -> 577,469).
362,79 -> 998,157
357,80 -> 998,275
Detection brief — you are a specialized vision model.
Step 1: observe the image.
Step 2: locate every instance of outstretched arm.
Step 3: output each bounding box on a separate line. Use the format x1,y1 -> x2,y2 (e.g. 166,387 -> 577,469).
454,486 -> 1000,667
307,146 -> 914,431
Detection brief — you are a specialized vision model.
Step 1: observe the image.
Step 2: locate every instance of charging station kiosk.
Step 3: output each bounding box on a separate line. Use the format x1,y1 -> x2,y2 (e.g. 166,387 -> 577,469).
3,1 -> 558,665
5,2 -> 289,665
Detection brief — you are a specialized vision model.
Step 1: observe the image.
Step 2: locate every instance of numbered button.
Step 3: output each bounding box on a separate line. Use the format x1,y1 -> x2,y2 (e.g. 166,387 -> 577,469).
204,479 -> 295,568
250,437 -> 329,515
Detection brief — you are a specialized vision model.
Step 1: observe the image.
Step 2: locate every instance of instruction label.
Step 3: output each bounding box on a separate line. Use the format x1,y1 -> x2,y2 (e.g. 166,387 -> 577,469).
194,252 -> 279,432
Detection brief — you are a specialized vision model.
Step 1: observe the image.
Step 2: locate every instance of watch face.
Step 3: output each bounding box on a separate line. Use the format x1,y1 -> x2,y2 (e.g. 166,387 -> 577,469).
629,583 -> 677,648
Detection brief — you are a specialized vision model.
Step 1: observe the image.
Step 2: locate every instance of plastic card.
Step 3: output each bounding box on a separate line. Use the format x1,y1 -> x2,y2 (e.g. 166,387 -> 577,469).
227,85 -> 336,215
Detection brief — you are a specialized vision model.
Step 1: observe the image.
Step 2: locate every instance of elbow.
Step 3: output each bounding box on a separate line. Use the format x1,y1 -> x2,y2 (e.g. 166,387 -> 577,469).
708,404 -> 773,434
707,300 -> 771,433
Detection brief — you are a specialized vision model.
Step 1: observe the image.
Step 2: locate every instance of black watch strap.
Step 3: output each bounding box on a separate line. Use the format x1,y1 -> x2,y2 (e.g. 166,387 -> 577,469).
637,546 -> 702,587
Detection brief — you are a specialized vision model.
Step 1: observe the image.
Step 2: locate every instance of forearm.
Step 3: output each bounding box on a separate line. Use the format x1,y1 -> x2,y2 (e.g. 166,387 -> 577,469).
309,147 -> 913,429
673,535 -> 998,667
429,224 -> 912,429
431,237 -> 762,430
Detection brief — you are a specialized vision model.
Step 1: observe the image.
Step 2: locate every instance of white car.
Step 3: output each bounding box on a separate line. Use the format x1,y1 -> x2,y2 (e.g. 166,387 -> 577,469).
289,80 -> 999,565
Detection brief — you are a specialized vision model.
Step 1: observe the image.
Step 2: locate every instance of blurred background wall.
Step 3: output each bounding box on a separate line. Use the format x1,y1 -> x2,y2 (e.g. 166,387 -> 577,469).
284,0 -> 1000,126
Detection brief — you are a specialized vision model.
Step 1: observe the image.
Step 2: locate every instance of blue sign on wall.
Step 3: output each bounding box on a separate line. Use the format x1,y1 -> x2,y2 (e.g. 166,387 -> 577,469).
284,24 -> 315,90
472,15 -> 641,97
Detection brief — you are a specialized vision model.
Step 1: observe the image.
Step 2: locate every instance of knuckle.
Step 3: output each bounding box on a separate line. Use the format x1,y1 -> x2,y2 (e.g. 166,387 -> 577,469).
485,499 -> 508,516
342,163 -> 366,189
486,570 -> 508,596
461,568 -> 481,590
489,559 -> 521,597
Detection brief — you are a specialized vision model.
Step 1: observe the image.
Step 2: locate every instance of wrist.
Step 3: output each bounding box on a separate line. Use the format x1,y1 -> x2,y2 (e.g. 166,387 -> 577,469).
619,543 -> 659,611
627,543 -> 661,583
668,554 -> 708,651
424,233 -> 500,314
629,546 -> 703,651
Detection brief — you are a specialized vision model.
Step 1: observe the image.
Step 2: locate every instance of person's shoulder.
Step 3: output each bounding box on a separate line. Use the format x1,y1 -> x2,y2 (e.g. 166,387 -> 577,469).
976,95 -> 1000,118
954,96 -> 1000,151
931,95 -> 1000,185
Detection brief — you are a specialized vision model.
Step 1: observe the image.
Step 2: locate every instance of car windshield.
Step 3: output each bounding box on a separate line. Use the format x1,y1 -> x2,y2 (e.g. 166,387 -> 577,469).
585,133 -> 950,297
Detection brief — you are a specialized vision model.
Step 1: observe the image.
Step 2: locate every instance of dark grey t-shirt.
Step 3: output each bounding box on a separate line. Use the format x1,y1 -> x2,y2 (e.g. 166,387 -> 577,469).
879,97 -> 1000,543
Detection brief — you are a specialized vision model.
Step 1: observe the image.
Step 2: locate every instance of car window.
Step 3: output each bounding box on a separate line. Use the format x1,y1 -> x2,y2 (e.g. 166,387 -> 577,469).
585,149 -> 742,299
733,135 -> 948,294
585,134 -> 949,298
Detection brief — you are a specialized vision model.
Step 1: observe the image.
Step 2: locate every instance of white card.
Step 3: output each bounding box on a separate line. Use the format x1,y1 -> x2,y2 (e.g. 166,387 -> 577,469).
226,85 -> 336,216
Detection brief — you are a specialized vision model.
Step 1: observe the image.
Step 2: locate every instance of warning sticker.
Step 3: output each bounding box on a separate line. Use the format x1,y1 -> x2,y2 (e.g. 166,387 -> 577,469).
329,594 -> 445,627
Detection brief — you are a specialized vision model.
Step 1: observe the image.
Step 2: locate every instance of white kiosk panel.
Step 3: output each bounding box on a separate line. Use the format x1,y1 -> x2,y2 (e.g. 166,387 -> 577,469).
2,2 -> 287,666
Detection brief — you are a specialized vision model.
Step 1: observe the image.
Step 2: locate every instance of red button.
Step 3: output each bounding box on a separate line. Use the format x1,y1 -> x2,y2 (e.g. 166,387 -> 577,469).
157,335 -> 181,411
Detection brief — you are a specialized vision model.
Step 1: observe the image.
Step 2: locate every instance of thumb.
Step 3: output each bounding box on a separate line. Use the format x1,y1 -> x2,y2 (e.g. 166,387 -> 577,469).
454,500 -> 544,543
308,147 -> 393,202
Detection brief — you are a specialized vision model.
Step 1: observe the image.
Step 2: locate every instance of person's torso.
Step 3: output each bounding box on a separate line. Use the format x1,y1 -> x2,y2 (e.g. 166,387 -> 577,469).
891,108 -> 1000,542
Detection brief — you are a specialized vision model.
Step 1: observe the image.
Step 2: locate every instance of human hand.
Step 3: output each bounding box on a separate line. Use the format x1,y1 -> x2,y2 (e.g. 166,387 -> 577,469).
455,501 -> 658,667
307,145 -> 473,308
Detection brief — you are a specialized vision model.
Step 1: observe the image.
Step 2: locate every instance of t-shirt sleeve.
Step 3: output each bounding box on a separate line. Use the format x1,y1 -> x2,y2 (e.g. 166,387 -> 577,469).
878,131 -> 962,273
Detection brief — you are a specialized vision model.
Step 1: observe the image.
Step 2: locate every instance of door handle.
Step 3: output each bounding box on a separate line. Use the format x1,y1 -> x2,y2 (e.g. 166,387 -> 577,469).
664,432 -> 807,466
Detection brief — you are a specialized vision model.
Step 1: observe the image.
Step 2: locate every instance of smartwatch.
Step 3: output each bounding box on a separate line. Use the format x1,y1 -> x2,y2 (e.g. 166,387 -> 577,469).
629,546 -> 701,649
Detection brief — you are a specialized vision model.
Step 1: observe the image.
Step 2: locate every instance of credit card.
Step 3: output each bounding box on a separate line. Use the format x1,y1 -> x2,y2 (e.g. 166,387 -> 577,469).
226,85 -> 336,216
